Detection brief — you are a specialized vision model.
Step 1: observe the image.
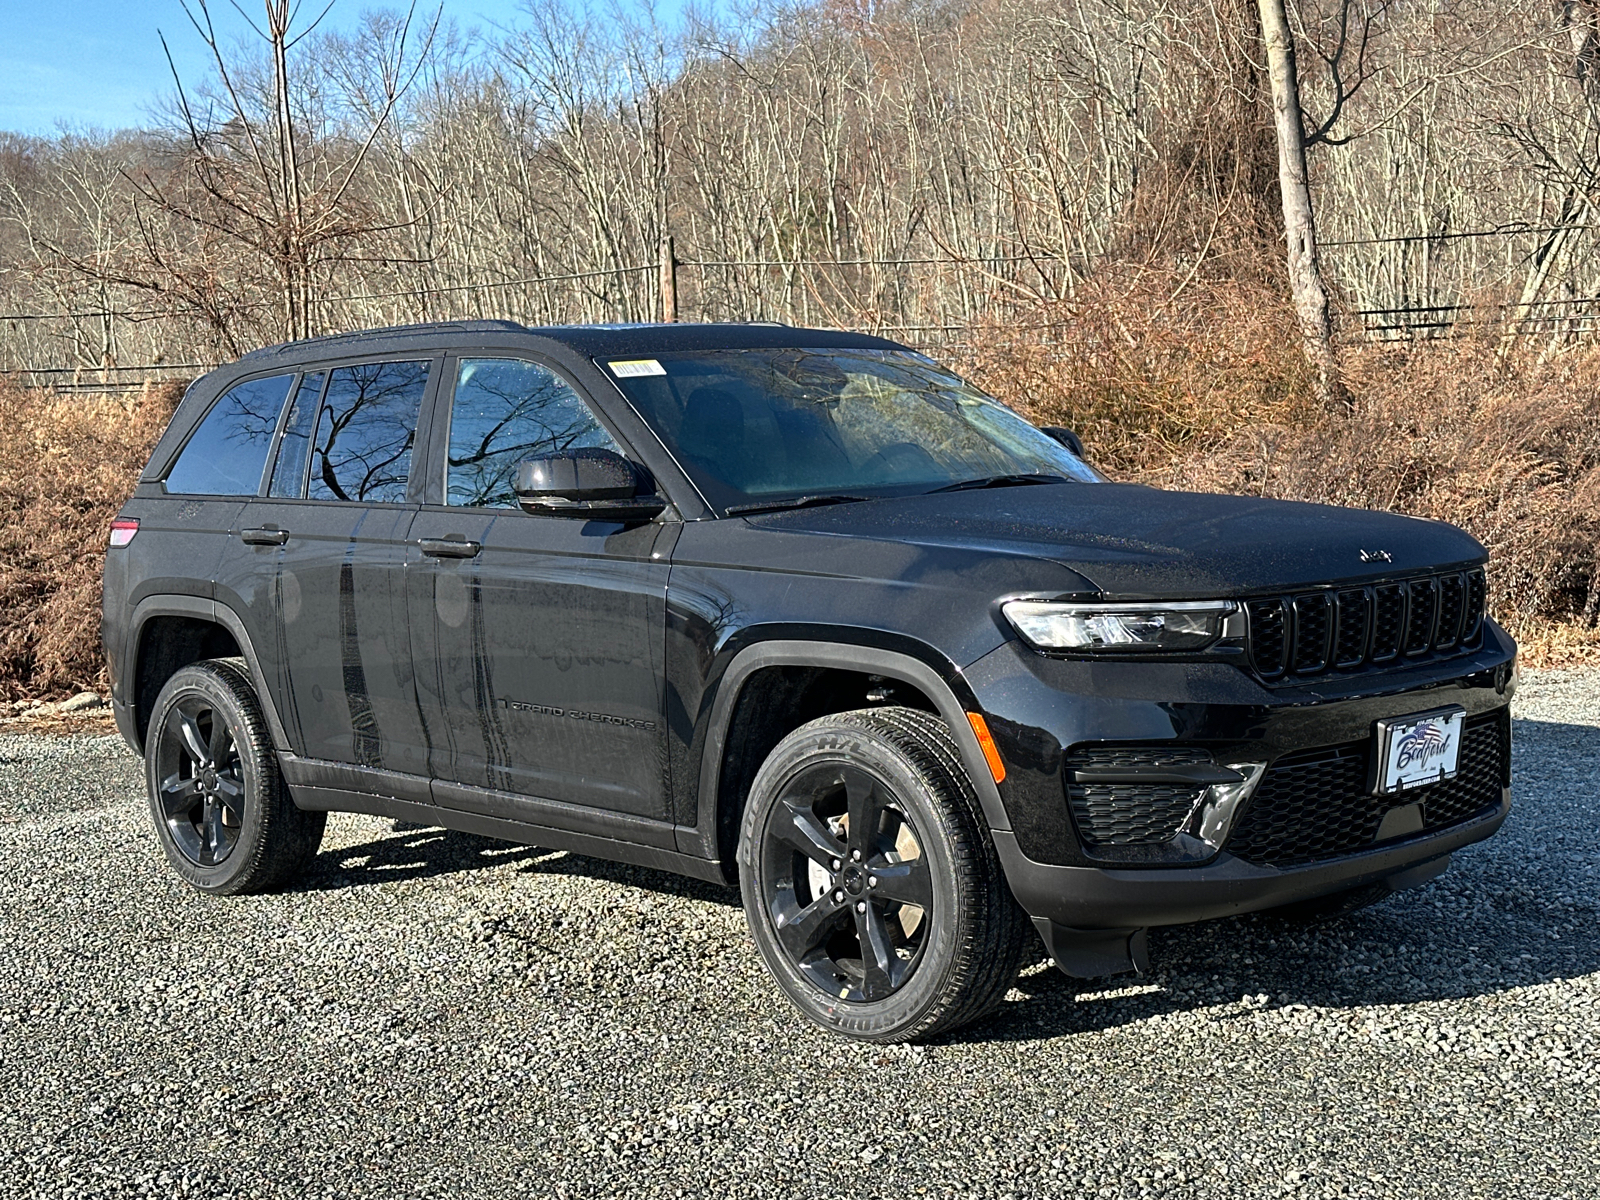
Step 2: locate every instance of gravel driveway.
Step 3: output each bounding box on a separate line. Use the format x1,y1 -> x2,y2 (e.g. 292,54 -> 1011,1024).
1,671 -> 1595,1200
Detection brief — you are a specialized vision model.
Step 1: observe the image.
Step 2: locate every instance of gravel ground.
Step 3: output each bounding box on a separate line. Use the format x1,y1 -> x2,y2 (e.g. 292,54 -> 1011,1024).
1,673 -> 1595,1200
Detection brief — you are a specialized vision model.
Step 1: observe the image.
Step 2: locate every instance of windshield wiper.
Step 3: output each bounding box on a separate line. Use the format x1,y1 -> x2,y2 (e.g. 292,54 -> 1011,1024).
724,494 -> 874,517
927,473 -> 1071,494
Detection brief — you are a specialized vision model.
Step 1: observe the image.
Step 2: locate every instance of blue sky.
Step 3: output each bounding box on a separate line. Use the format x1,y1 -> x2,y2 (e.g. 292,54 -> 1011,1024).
0,0 -> 552,135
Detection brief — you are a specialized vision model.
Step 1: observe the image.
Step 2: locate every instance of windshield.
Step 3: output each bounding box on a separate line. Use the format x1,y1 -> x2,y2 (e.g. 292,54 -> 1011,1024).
602,348 -> 1103,513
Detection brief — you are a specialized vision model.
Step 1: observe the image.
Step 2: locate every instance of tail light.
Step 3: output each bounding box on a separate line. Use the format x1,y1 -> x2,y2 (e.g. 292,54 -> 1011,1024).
109,517 -> 139,548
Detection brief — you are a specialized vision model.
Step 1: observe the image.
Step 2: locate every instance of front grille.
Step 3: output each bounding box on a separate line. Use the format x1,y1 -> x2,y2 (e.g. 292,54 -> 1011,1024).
1247,569 -> 1486,681
1066,746 -> 1209,846
1225,711 -> 1508,867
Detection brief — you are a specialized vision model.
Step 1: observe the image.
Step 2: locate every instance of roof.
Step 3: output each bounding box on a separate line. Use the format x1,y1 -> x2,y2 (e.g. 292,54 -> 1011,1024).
238,320 -> 906,362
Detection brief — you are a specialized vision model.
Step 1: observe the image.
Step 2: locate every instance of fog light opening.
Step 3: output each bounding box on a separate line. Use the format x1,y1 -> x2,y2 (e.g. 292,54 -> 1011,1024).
1186,762 -> 1267,850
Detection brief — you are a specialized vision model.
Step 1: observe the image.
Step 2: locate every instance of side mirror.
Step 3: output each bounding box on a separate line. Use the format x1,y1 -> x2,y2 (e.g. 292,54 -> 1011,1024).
514,449 -> 666,521
1041,426 -> 1086,458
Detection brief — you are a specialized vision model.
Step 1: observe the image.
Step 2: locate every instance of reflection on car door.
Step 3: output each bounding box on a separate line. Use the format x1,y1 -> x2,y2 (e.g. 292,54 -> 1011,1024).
408,356 -> 673,821
231,359 -> 435,777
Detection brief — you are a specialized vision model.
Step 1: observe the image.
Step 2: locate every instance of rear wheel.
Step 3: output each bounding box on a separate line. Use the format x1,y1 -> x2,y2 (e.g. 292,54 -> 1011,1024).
738,707 -> 1030,1042
145,659 -> 324,894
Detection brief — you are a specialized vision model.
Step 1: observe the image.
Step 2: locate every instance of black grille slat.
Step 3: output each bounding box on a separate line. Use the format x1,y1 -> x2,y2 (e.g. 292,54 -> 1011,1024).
1405,577 -> 1438,655
1291,593 -> 1332,674
1421,710 -> 1509,828
1436,573 -> 1465,651
1371,584 -> 1406,662
1333,589 -> 1369,668
1462,569 -> 1486,646
1247,599 -> 1289,678
1070,784 -> 1207,845
1072,746 -> 1213,769
1226,714 -> 1507,867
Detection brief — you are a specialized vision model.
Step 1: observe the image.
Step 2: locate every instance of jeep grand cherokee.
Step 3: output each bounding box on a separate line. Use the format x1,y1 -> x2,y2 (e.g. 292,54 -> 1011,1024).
102,321 -> 1515,1042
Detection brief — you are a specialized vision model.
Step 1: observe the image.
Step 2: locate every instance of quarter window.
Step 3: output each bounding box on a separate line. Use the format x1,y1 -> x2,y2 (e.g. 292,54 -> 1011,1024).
446,358 -> 620,508
164,373 -> 295,495
308,361 -> 430,504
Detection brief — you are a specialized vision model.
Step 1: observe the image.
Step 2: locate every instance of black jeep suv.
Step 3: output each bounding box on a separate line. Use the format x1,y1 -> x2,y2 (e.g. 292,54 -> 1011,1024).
102,321 -> 1515,1042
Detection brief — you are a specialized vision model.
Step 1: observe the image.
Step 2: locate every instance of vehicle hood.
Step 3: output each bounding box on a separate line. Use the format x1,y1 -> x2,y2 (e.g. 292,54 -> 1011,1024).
746,483 -> 1486,597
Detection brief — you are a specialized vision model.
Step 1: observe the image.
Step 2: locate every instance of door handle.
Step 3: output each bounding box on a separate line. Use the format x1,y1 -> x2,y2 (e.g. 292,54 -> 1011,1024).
241,527 -> 289,546
419,538 -> 482,559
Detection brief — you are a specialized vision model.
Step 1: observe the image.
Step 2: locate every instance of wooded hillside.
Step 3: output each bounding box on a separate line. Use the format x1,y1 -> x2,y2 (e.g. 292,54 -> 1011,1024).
3,0 -> 1600,699
4,0 -> 1600,369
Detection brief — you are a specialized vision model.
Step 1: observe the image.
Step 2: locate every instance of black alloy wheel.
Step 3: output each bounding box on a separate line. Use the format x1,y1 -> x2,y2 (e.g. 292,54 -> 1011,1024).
144,659 -> 325,894
153,695 -> 246,867
739,706 -> 1032,1043
759,761 -> 934,1003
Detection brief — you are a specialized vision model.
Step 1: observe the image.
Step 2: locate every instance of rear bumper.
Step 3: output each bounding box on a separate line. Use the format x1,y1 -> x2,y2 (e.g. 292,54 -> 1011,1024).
995,786 -> 1509,929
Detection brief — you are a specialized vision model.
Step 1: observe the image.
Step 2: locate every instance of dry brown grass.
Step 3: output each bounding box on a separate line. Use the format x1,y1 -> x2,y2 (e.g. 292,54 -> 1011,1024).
962,280 -> 1600,657
0,381 -> 183,701
3,302 -> 1597,701
953,266 -> 1318,475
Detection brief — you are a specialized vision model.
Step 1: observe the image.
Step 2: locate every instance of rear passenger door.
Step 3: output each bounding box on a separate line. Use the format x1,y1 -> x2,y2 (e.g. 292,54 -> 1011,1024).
226,358 -> 437,777
156,370 -> 298,600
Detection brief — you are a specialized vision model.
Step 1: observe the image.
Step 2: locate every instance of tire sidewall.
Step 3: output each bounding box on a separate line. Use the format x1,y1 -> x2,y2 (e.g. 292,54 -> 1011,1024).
739,722 -> 968,1040
144,664 -> 271,894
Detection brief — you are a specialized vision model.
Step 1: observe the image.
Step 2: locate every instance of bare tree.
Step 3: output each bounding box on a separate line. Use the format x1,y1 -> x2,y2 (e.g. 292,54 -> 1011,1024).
1257,0 -> 1342,404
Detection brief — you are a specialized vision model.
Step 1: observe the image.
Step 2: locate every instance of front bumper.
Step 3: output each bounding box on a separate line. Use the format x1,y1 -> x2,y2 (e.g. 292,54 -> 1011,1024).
964,620 -> 1517,942
994,786 -> 1507,930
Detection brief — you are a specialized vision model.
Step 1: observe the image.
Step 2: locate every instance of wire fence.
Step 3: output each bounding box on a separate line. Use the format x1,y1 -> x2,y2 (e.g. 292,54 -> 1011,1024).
7,229 -> 1599,389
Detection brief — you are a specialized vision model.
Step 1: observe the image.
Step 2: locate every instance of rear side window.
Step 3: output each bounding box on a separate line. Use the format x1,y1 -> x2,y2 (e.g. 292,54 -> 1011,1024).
164,373 -> 295,495
446,358 -> 620,508
308,361 -> 429,504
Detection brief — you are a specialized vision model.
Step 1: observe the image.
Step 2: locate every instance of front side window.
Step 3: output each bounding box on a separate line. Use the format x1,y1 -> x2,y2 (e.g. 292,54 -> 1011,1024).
164,373 -> 295,495
308,360 -> 430,504
604,348 -> 1102,512
446,358 -> 620,508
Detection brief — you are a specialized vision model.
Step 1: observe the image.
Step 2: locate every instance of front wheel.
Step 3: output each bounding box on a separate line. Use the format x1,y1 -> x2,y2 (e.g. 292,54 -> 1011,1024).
144,659 -> 324,894
737,707 -> 1031,1042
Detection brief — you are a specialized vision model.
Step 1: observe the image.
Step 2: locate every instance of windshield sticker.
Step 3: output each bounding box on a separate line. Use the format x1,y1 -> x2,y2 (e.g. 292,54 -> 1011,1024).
609,359 -> 667,378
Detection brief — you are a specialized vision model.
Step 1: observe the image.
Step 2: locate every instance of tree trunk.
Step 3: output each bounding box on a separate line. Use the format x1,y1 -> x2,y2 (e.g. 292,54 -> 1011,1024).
1256,0 -> 1344,407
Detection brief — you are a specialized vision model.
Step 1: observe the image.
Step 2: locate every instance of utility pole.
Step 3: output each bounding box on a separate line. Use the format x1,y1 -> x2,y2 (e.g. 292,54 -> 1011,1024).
659,234 -> 678,323
1256,0 -> 1343,406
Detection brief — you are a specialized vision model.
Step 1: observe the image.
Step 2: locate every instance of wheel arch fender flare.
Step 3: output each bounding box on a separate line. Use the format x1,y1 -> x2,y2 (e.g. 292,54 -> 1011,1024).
691,638 -> 1011,864
124,595 -> 291,755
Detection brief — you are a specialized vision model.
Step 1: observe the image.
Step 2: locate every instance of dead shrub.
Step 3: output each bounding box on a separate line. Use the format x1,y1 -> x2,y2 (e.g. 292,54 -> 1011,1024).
1150,339 -> 1600,636
959,282 -> 1600,645
0,381 -> 182,700
954,266 -> 1317,475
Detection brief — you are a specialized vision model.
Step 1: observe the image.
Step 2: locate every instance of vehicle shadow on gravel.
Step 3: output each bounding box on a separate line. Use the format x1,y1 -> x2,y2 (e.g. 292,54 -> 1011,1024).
296,824 -> 548,890
957,902 -> 1600,1045
297,822 -> 742,907
514,851 -> 742,907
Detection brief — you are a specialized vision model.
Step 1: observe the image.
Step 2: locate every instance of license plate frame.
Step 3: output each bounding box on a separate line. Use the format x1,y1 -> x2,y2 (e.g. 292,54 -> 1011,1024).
1371,706 -> 1466,795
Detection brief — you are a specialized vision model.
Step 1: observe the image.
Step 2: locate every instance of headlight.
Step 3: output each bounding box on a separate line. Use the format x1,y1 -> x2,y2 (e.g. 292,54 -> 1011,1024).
1003,599 -> 1238,652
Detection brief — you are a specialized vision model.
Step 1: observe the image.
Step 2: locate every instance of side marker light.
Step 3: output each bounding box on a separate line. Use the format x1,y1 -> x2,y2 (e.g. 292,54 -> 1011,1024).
965,712 -> 1007,784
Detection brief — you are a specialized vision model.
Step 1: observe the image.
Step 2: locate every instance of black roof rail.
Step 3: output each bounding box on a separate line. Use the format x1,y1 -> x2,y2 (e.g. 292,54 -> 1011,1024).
241,319 -> 527,359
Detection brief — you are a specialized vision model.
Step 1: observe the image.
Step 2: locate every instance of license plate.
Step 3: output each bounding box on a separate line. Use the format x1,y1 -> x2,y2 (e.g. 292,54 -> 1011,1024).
1372,707 -> 1465,794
